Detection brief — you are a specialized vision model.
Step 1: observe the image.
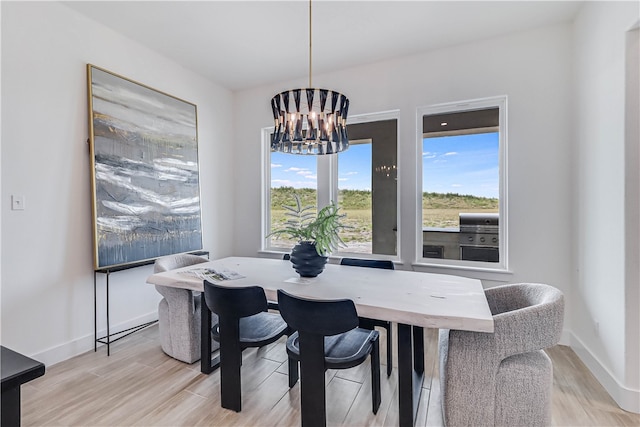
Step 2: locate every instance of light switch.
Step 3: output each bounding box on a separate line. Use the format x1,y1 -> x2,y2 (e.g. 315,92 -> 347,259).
11,195 -> 25,210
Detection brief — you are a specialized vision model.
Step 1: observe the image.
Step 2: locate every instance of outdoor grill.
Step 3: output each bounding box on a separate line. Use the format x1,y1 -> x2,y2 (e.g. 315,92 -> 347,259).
458,213 -> 499,262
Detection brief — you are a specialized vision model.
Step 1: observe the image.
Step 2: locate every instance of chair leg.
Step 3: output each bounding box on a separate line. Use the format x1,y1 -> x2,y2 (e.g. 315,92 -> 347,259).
219,318 -> 243,412
371,336 -> 381,414
360,317 -> 393,377
288,357 -> 299,388
386,323 -> 393,377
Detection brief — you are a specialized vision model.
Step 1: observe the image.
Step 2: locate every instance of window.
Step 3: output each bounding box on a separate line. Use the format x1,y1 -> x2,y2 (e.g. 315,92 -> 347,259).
263,112 -> 399,259
337,118 -> 398,256
337,141 -> 373,253
266,150 -> 318,250
417,97 -> 507,269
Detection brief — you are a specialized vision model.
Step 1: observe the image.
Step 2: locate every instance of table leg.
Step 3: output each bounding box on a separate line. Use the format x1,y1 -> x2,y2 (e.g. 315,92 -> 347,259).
200,298 -> 220,374
397,323 -> 425,427
1,387 -> 21,427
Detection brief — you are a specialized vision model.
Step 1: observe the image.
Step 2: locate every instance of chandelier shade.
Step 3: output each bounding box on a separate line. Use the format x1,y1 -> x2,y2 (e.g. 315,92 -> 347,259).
270,0 -> 350,155
270,88 -> 349,155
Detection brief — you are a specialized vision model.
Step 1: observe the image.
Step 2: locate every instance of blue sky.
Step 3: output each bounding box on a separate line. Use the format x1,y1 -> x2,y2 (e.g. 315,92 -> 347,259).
271,132 -> 498,198
337,143 -> 373,190
270,143 -> 373,191
270,153 -> 318,188
423,132 -> 499,198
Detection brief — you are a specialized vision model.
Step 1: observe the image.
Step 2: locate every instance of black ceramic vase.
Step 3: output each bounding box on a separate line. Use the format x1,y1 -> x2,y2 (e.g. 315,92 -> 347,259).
290,241 -> 328,277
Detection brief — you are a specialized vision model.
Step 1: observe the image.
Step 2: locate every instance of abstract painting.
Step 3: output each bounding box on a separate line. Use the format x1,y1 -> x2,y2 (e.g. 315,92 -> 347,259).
87,65 -> 203,270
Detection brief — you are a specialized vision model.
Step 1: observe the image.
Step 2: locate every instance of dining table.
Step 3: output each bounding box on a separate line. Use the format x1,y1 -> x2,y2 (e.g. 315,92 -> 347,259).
147,256 -> 494,426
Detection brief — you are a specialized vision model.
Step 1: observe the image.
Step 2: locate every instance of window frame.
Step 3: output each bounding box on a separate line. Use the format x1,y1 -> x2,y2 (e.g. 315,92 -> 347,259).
261,110 -> 401,261
332,110 -> 401,261
415,96 -> 509,273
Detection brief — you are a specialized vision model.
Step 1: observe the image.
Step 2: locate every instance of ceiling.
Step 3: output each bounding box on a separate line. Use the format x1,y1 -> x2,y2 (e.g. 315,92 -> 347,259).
63,1 -> 583,92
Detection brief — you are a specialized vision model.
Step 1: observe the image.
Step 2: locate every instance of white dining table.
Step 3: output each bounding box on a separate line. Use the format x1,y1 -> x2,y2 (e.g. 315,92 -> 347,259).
147,256 -> 494,426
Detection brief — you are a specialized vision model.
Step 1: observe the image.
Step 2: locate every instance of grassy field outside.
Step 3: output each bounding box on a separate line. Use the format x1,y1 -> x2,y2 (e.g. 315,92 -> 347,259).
269,187 -> 498,250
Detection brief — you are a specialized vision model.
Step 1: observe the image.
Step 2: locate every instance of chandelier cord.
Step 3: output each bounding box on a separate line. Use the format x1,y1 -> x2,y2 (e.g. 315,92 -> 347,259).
308,0 -> 312,87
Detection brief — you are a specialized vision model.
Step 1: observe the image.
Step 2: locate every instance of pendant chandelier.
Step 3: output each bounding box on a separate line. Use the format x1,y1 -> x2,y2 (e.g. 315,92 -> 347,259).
270,0 -> 350,155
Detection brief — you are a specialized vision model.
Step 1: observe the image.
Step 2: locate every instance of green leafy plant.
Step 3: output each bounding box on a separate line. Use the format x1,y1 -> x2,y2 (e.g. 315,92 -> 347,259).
268,194 -> 348,256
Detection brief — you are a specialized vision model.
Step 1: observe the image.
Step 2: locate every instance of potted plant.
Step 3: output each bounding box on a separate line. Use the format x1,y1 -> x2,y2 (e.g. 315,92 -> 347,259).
269,194 -> 347,277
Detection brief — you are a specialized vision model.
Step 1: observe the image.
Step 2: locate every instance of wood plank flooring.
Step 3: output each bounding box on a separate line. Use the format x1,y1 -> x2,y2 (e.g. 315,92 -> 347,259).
21,325 -> 640,426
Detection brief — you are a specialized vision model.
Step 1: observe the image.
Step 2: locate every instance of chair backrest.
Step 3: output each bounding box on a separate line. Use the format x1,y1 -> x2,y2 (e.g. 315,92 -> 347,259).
203,281 -> 268,319
154,253 -> 208,273
277,289 -> 359,336
485,282 -> 564,353
486,283 -> 564,317
340,258 -> 394,270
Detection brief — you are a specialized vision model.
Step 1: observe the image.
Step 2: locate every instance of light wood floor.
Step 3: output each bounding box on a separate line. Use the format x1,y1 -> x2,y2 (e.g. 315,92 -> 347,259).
21,325 -> 639,426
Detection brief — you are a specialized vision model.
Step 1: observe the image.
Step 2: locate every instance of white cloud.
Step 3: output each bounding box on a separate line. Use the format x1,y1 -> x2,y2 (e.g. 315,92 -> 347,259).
271,163 -> 282,168
338,178 -> 348,182
451,184 -> 462,188
423,152 -> 436,159
285,167 -> 309,173
343,171 -> 358,176
444,152 -> 458,156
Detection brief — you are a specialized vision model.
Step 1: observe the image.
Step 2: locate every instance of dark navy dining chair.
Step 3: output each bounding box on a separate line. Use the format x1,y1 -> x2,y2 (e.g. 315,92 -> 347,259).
277,289 -> 381,427
203,281 -> 289,412
340,257 -> 395,376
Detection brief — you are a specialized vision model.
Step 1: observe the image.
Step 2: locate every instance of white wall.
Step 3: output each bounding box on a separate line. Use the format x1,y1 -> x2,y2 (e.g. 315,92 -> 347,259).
0,3 -> 3,346
625,26 -> 640,409
234,25 -> 574,318
572,1 -> 640,413
0,2 -> 235,365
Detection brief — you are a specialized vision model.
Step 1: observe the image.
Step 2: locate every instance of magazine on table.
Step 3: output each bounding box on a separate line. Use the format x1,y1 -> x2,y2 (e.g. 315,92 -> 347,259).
178,268 -> 244,282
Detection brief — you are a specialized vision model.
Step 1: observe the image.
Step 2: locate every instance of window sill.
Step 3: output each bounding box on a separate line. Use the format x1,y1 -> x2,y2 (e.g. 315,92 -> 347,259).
260,250 -> 509,281
260,250 -> 408,269
411,261 -> 513,282
257,249 -> 291,259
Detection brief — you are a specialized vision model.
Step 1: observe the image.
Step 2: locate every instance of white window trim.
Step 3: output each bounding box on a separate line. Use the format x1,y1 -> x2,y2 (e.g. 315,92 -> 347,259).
261,125 -> 275,253
415,96 -> 510,274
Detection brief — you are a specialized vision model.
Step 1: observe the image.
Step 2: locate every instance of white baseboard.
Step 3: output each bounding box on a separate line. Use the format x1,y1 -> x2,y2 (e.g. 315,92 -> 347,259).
568,331 -> 640,414
32,312 -> 158,367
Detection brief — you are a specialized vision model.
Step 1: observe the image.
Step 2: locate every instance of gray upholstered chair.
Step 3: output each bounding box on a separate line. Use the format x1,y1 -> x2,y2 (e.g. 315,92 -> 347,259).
439,283 -> 564,427
154,254 -> 219,363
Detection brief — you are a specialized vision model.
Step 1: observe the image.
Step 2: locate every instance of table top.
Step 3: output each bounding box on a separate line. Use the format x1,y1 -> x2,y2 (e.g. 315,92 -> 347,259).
147,256 -> 494,333
1,346 -> 45,392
